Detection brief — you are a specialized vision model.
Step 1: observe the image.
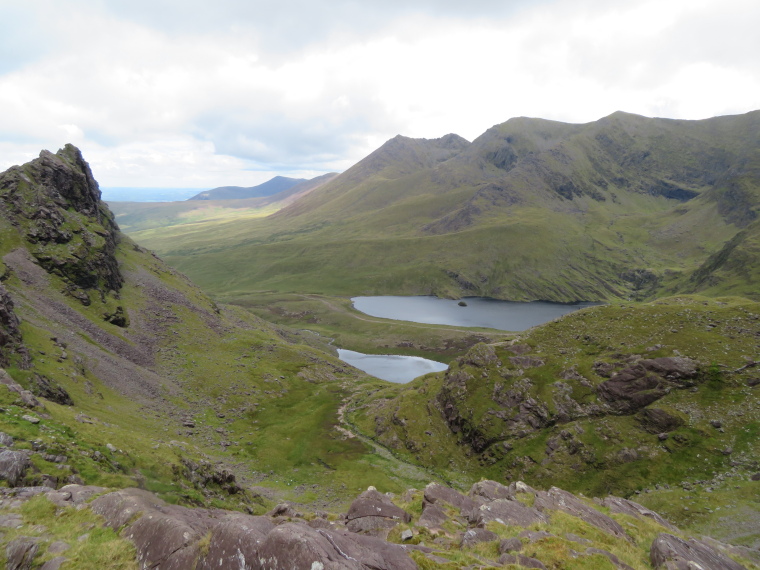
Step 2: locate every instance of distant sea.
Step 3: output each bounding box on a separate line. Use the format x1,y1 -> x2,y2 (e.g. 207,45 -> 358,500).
101,187 -> 207,202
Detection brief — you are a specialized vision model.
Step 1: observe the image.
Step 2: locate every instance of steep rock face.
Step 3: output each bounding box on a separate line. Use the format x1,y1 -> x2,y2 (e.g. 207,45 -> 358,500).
0,282 -> 27,368
0,144 -> 123,305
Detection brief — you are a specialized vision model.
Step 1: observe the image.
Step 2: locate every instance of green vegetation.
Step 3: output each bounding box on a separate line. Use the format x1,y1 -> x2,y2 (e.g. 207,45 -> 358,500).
347,296 -> 760,543
119,111 -> 760,304
0,495 -> 137,569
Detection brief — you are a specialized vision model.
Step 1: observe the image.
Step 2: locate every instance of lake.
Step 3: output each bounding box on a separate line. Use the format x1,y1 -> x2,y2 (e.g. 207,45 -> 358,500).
352,296 -> 597,331
337,349 -> 449,383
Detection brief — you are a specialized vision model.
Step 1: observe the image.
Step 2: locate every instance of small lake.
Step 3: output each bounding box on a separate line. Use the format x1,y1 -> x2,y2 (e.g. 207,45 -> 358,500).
352,296 -> 597,331
337,349 -> 449,383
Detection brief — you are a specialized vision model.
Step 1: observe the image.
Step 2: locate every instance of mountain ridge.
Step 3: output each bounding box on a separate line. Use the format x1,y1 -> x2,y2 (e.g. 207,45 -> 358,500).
128,109 -> 760,303
188,175 -> 307,200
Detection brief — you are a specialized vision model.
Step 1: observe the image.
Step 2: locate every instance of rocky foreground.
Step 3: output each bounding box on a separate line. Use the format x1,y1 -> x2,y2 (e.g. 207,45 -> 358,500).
2,473 -> 759,569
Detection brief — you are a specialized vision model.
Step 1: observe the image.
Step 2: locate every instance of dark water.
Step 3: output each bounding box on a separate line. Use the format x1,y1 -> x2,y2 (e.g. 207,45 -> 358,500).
352,296 -> 597,331
337,349 -> 448,383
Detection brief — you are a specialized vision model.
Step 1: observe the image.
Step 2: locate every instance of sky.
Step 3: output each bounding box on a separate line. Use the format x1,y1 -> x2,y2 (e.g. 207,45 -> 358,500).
1,0 -> 759,190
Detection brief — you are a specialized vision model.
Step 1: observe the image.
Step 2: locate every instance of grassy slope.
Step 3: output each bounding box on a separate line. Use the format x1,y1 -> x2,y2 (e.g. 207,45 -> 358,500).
124,111 -> 760,303
0,152 -> 437,511
346,295 -> 760,546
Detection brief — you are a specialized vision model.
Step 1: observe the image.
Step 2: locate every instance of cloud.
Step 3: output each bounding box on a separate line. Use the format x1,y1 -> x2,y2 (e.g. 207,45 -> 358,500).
0,0 -> 758,186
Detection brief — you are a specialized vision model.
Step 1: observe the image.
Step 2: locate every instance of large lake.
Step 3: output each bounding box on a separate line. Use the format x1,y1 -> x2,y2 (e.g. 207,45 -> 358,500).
352,296 -> 597,331
337,349 -> 448,383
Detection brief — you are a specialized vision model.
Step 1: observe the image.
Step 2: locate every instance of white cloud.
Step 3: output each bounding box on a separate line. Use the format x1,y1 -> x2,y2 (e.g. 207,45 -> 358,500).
0,0 -> 758,186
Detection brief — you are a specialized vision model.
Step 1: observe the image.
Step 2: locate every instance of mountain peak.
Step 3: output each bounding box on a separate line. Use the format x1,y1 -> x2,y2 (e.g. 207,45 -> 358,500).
0,146 -> 123,305
188,175 -> 307,200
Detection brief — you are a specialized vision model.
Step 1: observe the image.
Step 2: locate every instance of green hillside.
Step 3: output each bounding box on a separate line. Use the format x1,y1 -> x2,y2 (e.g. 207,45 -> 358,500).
347,295 -> 760,547
0,146 -> 432,509
125,111 -> 760,303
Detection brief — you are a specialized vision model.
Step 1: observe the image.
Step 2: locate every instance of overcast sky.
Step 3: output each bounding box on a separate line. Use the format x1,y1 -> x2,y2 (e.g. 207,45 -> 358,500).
1,0 -> 758,189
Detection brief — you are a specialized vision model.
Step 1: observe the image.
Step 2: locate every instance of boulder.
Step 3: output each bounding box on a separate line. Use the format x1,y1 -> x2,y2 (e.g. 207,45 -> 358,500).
0,431 -> 14,447
636,408 -> 685,434
468,498 -> 548,528
460,528 -> 499,547
534,487 -> 629,540
597,364 -> 669,413
0,450 -> 32,486
650,533 -> 746,570
6,537 -> 40,570
426,482 -> 481,512
256,523 -> 417,569
601,496 -> 679,531
39,557 -> 67,570
266,502 -> 303,518
417,502 -> 449,530
499,537 -> 524,553
468,479 -> 514,501
198,514 -> 274,570
346,488 -> 411,523
640,358 -> 698,380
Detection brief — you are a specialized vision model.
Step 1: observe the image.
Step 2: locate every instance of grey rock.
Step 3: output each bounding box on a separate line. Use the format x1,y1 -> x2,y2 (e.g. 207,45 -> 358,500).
256,523 -> 417,569
519,530 -> 555,542
602,496 -> 679,531
0,514 -> 23,528
468,498 -> 548,528
461,527 -> 498,546
346,515 -> 398,538
426,482 -> 482,512
534,487 -> 629,540
198,514 -> 273,570
468,479 -> 514,501
499,537 -> 524,553
6,537 -> 40,570
417,502 -> 449,530
39,557 -> 67,570
0,431 -> 14,447
650,533 -> 746,570
0,450 -> 31,486
346,488 -> 411,523
266,502 -> 303,518
566,533 -> 593,546
401,529 -> 414,541
46,541 -> 70,554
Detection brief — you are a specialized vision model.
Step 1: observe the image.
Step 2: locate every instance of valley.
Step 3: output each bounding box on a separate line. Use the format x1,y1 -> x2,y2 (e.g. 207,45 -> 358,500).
1,110 -> 759,568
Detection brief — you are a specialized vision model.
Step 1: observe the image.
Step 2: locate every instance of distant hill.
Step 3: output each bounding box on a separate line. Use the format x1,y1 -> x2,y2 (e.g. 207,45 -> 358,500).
188,175 -> 307,200
127,111 -> 760,303
109,173 -> 338,233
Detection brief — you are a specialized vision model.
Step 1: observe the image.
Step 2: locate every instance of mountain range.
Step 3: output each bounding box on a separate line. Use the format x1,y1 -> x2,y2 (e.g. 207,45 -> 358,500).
188,175 -> 307,201
124,110 -> 760,304
1,114 -> 760,568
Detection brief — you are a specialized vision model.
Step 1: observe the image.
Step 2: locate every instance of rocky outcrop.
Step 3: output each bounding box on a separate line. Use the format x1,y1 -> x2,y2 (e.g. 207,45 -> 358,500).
0,284 -> 27,368
0,369 -> 42,408
0,145 -> 123,304
2,479 -> 754,570
597,357 -> 699,414
533,487 -> 630,540
345,487 -> 412,538
0,450 -> 32,486
650,533 -> 747,569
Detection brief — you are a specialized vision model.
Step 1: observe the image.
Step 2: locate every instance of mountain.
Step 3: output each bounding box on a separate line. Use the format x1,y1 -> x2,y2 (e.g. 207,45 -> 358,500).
2,146 -> 759,567
108,172 -> 339,234
125,111 -> 760,304
188,175 -> 307,200
0,145 -> 424,510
